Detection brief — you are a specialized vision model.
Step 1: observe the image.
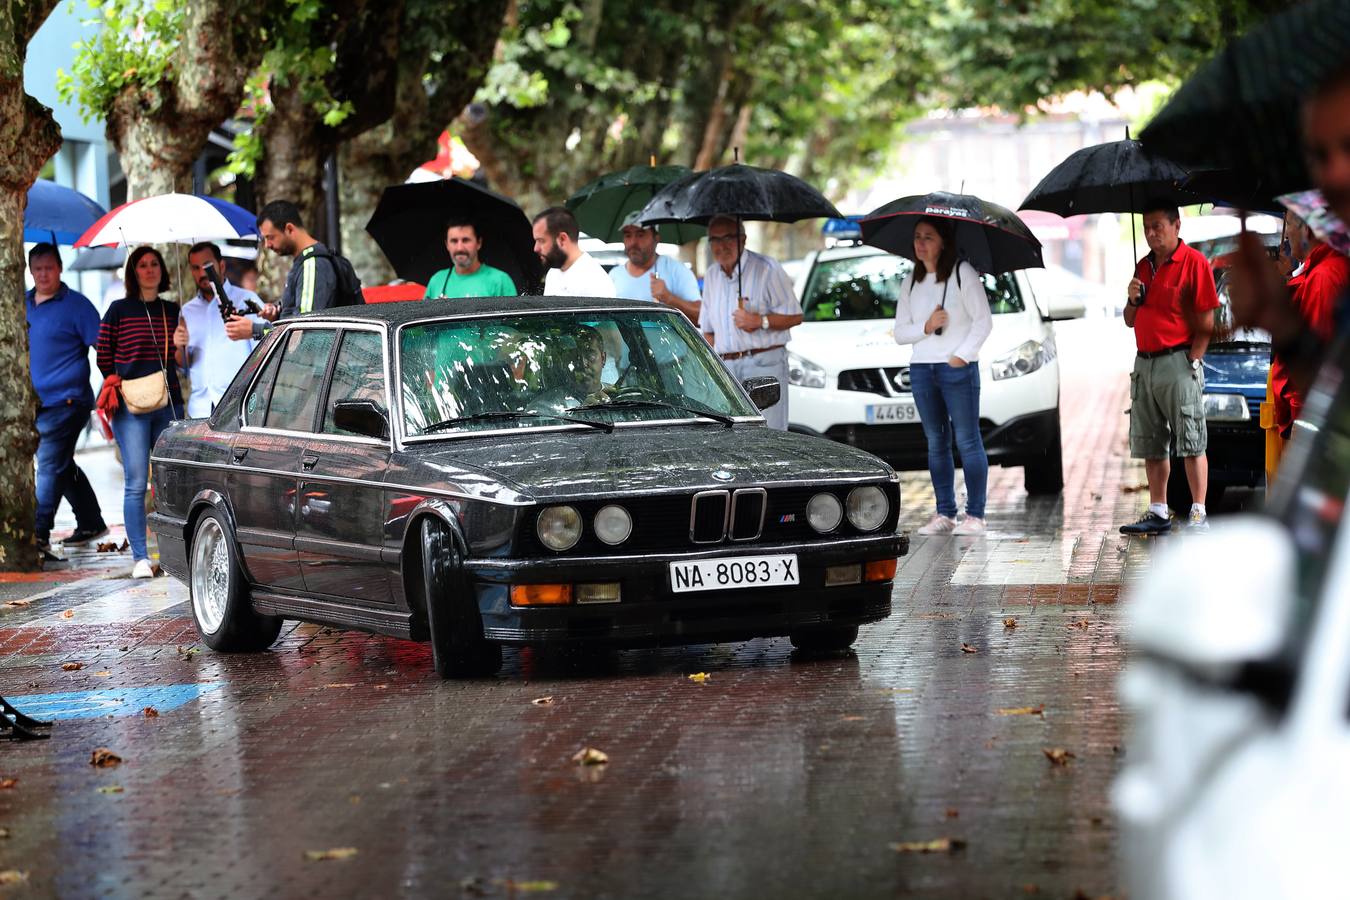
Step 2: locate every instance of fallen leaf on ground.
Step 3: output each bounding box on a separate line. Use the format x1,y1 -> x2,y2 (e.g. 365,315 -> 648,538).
960,643 -> 978,654
96,541 -> 119,553
1023,885 -> 1040,894
571,747 -> 609,766
118,646 -> 129,652
1043,747 -> 1076,767
325,683 -> 356,689
687,672 -> 711,683
1003,618 -> 1017,629
0,871 -> 29,886
96,785 -> 124,794
531,696 -> 554,706
840,715 -> 864,721
61,609 -> 74,619
1122,483 -> 1148,493
499,881 -> 559,893
93,671 -> 111,677
997,705 -> 1045,717
0,827 -> 9,838
304,847 -> 358,862
3,599 -> 31,608
89,747 -> 122,768
890,838 -> 966,853
460,876 -> 489,896
945,808 -> 959,819
119,539 -> 129,551
1067,619 -> 1091,630
142,707 -> 159,718
176,646 -> 199,657
61,662 -> 83,671
0,778 -> 17,790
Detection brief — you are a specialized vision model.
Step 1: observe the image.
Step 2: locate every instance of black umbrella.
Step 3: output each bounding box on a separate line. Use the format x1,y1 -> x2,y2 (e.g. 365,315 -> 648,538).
636,162 -> 841,226
860,191 -> 1044,275
1139,0 -> 1350,202
1020,136 -> 1201,262
365,177 -> 543,294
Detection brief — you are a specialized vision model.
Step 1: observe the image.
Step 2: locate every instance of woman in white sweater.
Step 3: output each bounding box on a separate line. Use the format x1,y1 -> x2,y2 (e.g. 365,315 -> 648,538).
892,216 -> 994,535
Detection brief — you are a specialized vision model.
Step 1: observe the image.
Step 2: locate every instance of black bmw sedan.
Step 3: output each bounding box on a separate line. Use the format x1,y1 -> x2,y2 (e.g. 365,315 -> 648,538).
150,297 -> 908,677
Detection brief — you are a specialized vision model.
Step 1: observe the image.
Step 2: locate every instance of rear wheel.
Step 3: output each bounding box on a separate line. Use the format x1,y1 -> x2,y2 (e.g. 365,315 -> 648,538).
1023,410 -> 1065,495
789,624 -> 859,653
421,520 -> 501,679
188,511 -> 281,651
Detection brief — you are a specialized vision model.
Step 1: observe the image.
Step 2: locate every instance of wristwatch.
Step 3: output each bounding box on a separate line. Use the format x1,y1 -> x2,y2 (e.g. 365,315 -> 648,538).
760,314 -> 770,331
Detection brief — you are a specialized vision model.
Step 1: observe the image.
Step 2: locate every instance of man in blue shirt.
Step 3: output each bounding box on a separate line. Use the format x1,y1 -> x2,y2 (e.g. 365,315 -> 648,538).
25,244 -> 107,559
609,215 -> 701,322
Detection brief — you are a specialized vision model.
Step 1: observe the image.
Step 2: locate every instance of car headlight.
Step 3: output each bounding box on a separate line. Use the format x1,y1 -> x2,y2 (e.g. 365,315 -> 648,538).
990,338 -> 1055,381
807,492 -> 843,532
1202,393 -> 1250,422
593,504 -> 632,545
788,352 -> 827,389
537,505 -> 582,551
846,486 -> 889,531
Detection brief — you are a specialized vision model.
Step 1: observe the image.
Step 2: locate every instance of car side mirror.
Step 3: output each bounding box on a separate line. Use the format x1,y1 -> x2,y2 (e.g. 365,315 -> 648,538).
333,400 -> 389,440
742,376 -> 781,410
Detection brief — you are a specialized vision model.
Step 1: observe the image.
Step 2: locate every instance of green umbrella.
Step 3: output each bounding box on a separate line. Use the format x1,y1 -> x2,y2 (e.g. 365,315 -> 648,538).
565,164 -> 707,244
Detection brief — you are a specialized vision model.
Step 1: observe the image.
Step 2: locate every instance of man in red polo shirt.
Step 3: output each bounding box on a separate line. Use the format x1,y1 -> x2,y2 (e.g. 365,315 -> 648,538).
1121,203 -> 1220,534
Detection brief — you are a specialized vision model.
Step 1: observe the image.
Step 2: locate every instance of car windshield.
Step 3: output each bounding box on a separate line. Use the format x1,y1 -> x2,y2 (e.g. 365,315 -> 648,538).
399,310 -> 759,436
1211,269 -> 1272,346
801,253 -> 1024,321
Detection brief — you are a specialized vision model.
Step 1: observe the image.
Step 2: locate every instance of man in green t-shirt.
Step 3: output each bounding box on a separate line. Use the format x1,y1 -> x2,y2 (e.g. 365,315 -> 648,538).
423,218 -> 518,299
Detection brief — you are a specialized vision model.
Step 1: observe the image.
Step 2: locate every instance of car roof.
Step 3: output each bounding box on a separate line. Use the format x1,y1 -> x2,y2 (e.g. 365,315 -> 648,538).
292,295 -> 668,327
810,244 -> 891,263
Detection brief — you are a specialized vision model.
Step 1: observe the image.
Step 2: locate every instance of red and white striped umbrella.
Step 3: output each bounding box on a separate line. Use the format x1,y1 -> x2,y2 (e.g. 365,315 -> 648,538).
75,193 -> 260,247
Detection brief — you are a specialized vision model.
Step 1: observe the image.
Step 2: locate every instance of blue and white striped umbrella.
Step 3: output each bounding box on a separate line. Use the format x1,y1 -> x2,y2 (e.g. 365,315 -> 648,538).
75,192 -> 259,247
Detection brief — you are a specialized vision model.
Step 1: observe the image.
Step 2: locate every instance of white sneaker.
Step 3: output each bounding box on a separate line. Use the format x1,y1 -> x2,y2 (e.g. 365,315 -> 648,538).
131,559 -> 156,579
917,515 -> 957,535
952,516 -> 987,536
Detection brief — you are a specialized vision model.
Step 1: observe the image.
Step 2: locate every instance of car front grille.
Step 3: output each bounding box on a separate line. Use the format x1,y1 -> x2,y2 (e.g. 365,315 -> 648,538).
519,483 -> 899,556
839,366 -> 909,396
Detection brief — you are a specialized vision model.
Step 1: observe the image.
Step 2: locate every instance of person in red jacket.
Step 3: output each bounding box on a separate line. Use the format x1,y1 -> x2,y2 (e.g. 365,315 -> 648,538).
1271,211 -> 1350,440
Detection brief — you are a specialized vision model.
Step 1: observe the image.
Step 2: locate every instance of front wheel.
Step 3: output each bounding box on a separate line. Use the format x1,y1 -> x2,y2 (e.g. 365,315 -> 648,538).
421,520 -> 502,679
789,624 -> 859,653
188,511 -> 281,651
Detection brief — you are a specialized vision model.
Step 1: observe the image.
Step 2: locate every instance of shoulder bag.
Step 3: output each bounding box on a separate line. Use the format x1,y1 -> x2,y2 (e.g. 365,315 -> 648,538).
120,302 -> 170,415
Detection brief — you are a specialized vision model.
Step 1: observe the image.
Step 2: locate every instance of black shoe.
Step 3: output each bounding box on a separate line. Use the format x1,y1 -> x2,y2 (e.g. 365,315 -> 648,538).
37,540 -> 62,563
1120,511 -> 1173,535
61,525 -> 110,546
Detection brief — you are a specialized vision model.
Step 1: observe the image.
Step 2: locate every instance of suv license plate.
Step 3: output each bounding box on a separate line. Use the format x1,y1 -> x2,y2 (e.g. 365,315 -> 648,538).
669,554 -> 799,594
866,402 -> 919,424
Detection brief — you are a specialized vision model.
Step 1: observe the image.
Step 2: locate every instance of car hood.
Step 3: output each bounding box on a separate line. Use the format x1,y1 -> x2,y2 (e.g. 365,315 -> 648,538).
408,424 -> 894,502
1203,344 -> 1271,398
787,316 -> 1037,371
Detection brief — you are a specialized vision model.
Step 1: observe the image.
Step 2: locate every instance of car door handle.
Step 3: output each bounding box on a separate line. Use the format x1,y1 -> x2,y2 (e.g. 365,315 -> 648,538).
231,448 -> 248,463
301,454 -> 319,471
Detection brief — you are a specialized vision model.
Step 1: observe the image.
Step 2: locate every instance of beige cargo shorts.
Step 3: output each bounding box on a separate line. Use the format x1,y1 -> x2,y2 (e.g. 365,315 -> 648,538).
1129,349 -> 1206,459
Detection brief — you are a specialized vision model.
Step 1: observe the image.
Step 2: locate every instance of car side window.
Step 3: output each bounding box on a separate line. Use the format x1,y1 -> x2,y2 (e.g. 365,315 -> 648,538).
321,330 -> 387,436
243,340 -> 285,427
981,272 -> 1025,314
264,328 -> 337,433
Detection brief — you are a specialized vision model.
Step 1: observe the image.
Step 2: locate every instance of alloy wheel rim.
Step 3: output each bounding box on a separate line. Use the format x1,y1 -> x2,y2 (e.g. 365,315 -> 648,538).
191,519 -> 229,634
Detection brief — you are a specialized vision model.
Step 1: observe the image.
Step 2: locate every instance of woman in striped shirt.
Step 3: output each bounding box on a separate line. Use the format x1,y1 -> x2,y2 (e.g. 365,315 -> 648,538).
96,246 -> 183,578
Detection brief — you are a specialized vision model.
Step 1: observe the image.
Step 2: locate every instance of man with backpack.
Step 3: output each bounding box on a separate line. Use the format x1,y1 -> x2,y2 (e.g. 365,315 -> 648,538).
226,199 -> 363,341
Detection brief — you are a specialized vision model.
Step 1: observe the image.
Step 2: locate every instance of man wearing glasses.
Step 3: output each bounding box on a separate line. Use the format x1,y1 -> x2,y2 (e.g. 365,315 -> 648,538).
700,215 -> 803,429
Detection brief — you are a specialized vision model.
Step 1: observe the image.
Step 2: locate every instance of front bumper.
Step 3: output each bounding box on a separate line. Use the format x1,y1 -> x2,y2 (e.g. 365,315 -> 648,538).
463,532 -> 908,646
1203,420 -> 1264,488
796,407 -> 1059,470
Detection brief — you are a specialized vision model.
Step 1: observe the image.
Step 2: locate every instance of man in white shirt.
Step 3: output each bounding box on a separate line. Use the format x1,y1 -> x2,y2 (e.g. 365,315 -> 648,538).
699,215 -> 802,430
175,242 -> 266,418
609,214 -> 701,321
532,207 -> 617,298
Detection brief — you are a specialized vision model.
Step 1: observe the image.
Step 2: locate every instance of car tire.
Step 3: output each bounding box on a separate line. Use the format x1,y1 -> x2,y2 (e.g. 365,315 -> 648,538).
1167,462 -> 1226,512
789,624 -> 859,653
188,510 -> 282,652
1023,410 -> 1065,495
421,519 -> 502,679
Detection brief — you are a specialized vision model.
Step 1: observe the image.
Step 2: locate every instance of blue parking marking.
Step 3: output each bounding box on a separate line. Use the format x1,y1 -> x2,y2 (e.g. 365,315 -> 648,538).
6,683 -> 224,720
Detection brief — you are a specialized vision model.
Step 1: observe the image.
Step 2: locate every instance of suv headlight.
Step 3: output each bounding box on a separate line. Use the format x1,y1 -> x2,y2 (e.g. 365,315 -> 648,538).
537,505 -> 582,551
788,352 -> 827,389
991,338 -> 1055,381
1203,393 -> 1250,422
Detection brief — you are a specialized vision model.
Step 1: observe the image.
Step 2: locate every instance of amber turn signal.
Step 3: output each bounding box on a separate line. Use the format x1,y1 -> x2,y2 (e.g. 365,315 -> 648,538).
510,584 -> 573,606
864,558 -> 898,582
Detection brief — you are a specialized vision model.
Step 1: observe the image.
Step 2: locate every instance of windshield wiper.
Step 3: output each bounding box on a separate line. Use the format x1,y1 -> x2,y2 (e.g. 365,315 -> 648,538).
421,410 -> 614,434
568,399 -> 735,428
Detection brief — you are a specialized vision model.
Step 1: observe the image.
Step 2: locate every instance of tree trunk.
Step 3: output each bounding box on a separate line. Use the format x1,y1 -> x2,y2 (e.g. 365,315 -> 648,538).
0,0 -> 65,570
252,81 -> 326,298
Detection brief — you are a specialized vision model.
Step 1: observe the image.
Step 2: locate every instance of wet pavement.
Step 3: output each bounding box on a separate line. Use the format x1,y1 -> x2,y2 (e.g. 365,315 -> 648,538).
0,319 -> 1259,898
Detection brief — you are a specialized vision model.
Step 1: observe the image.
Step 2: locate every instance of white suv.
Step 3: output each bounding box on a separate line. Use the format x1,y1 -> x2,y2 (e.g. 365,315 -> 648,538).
788,244 -> 1070,494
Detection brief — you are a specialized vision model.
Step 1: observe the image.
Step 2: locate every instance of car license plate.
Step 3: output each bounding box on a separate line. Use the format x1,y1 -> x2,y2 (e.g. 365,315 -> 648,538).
866,402 -> 919,424
669,554 -> 799,594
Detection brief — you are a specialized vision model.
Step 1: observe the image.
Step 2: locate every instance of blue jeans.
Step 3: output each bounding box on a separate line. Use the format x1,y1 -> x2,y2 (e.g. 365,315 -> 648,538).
35,403 -> 105,541
110,404 -> 174,561
909,362 -> 988,520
